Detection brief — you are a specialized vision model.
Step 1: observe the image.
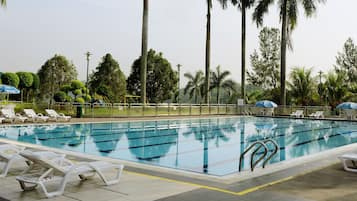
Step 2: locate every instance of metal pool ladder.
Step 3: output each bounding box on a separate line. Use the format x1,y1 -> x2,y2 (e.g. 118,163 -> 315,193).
239,139 -> 279,172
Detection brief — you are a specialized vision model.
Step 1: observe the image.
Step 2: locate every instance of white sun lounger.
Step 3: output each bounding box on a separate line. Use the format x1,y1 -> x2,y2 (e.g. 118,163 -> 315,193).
309,111 -> 324,119
290,110 -> 304,118
23,109 -> 49,122
17,151 -> 124,198
1,108 -> 28,123
0,145 -> 64,177
0,144 -> 26,177
45,109 -> 71,122
339,153 -> 357,172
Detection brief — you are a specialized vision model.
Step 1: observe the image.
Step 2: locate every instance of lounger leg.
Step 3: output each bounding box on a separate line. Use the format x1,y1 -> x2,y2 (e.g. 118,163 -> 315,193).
18,180 -> 38,191
40,175 -> 70,198
96,165 -> 124,186
0,160 -> 13,177
342,159 -> 357,172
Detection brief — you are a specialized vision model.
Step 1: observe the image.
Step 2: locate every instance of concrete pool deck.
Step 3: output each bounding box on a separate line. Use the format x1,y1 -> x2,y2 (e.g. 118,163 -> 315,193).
0,144 -> 356,201
1,116 -> 357,200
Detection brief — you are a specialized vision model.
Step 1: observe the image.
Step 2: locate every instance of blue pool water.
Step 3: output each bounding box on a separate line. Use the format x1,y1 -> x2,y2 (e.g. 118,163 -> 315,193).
1,117 -> 357,176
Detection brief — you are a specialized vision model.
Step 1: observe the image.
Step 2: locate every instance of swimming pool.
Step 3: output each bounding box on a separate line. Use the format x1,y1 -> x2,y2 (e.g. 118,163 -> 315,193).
0,117 -> 357,176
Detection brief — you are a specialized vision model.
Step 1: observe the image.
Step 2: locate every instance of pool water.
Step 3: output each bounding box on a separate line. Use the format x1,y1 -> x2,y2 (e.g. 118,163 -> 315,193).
1,117 -> 357,176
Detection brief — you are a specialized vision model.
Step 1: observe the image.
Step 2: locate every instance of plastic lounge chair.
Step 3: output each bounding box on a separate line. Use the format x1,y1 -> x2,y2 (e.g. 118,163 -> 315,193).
1,108 -> 28,123
345,110 -> 355,120
339,153 -> 357,172
0,144 -> 27,177
17,151 -> 124,198
45,109 -> 71,122
23,109 -> 49,123
290,110 -> 304,118
309,111 -> 324,119
0,145 -> 64,177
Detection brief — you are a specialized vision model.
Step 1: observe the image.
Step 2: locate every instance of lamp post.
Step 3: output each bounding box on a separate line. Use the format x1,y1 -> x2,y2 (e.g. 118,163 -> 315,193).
85,52 -> 92,103
177,64 -> 181,104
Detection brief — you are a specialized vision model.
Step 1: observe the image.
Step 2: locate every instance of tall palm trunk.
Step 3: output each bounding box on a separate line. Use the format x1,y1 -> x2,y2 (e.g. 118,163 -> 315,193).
205,0 -> 211,104
140,0 -> 149,104
241,1 -> 246,103
216,87 -> 220,104
280,0 -> 288,105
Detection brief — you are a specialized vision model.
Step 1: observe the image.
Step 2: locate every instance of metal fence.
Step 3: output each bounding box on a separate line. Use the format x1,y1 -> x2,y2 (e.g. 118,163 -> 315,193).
0,101 -> 340,118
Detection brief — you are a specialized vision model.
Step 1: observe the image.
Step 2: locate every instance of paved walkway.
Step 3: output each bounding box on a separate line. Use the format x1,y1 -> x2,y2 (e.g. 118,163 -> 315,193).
1,149 -> 356,201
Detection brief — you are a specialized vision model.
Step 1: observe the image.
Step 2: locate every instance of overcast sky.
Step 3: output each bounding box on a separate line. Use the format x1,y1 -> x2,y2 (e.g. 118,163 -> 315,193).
0,0 -> 356,87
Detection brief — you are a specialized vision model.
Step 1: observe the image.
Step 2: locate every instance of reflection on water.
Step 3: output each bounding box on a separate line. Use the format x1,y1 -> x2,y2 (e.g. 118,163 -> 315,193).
0,117 -> 356,175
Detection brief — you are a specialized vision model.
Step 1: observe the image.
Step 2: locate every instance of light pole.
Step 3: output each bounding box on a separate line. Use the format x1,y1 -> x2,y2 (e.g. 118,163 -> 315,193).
85,52 -> 92,103
177,64 -> 181,104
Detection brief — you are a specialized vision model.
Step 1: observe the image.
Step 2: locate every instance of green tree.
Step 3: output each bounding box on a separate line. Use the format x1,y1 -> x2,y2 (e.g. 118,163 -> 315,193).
335,38 -> 357,83
28,73 -> 40,102
16,72 -> 34,102
253,0 -> 325,105
247,27 -> 280,90
37,54 -> 77,102
184,71 -> 205,104
219,0 -> 256,102
288,67 -> 316,105
127,49 -> 178,103
210,66 -> 235,104
1,0 -> 5,7
323,72 -> 349,108
140,0 -> 149,104
89,54 -> 126,103
1,72 -> 19,87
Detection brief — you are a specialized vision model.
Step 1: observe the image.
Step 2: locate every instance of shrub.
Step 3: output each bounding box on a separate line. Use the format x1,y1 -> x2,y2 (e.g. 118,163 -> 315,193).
75,97 -> 85,104
54,91 -> 67,102
1,72 -> 20,87
60,84 -> 72,93
71,80 -> 84,90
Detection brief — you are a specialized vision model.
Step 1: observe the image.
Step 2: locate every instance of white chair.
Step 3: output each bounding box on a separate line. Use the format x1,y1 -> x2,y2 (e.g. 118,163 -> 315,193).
23,109 -> 49,122
345,110 -> 355,120
0,144 -> 26,177
309,111 -> 324,119
17,151 -> 124,198
1,108 -> 28,123
339,153 -> 357,172
290,110 -> 304,118
45,109 -> 71,122
0,145 -> 64,177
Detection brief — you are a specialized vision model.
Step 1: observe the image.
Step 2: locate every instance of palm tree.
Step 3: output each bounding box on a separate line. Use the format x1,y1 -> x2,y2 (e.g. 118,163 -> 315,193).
140,0 -> 149,104
253,0 -> 325,105
324,72 -> 350,108
204,0 -> 212,104
184,71 -> 205,104
1,0 -> 6,7
289,67 -> 316,105
218,0 -> 255,103
210,66 -> 235,104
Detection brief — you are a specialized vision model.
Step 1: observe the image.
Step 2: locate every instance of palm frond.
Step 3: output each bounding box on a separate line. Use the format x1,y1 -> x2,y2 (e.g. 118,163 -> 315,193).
253,0 -> 275,27
1,0 -> 6,7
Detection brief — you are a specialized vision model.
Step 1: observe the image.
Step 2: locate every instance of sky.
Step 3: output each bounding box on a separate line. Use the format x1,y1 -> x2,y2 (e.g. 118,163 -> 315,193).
0,0 -> 356,87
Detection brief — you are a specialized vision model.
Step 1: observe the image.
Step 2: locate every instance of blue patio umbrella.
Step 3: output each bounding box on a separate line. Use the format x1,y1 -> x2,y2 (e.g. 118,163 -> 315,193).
0,84 -> 20,94
336,102 -> 357,110
255,100 -> 278,108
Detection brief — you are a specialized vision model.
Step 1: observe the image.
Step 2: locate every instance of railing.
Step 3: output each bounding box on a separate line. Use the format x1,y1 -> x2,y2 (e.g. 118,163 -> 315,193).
0,101 -> 342,119
239,139 -> 279,172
